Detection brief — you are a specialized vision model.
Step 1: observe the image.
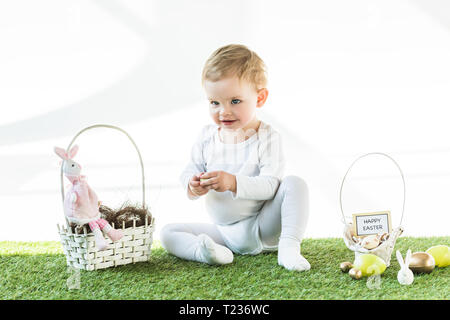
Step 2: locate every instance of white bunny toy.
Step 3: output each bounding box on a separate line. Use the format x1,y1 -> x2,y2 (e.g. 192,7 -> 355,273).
396,249 -> 414,285
55,145 -> 124,251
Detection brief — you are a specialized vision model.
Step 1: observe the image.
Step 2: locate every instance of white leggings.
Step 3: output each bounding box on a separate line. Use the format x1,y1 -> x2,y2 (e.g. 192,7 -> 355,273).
160,175 -> 309,261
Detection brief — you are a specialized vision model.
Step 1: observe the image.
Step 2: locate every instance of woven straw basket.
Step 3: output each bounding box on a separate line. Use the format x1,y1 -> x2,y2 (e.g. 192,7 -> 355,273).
57,124 -> 155,271
339,152 -> 405,267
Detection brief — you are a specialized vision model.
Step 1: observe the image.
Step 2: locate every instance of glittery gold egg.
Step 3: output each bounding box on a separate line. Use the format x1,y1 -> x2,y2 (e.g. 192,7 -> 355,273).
340,261 -> 353,273
349,268 -> 363,280
409,252 -> 435,274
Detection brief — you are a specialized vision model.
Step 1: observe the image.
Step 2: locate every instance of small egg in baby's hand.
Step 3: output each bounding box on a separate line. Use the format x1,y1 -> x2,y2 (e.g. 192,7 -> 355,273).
199,173 -> 208,183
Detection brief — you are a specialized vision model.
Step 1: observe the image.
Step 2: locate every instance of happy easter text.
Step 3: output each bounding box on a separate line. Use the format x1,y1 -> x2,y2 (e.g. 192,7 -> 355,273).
362,218 -> 383,231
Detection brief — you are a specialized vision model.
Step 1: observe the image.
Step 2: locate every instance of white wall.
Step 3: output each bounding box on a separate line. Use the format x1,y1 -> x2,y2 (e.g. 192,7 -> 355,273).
0,0 -> 449,241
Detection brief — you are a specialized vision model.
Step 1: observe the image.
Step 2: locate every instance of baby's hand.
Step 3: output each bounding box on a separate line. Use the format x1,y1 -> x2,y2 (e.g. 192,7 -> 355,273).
188,173 -> 209,197
199,171 -> 236,193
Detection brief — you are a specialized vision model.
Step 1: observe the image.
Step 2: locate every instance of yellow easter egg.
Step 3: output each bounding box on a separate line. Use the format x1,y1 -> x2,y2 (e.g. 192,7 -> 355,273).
426,245 -> 450,268
353,254 -> 386,276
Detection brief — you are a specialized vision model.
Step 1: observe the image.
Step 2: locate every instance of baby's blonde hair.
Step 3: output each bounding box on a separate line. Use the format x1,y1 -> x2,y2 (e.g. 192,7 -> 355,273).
201,44 -> 267,91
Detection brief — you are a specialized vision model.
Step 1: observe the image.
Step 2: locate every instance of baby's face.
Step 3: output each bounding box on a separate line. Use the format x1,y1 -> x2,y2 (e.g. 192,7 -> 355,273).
204,75 -> 267,132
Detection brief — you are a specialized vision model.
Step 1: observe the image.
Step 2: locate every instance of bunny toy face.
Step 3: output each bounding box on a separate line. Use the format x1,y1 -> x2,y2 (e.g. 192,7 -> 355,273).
54,145 -> 82,178
63,158 -> 82,176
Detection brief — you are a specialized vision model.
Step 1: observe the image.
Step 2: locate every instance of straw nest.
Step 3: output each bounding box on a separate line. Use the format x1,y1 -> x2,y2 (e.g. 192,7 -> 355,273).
69,202 -> 152,234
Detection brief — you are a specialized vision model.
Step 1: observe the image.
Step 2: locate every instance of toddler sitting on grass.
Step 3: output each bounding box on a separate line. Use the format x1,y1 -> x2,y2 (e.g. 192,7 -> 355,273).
160,44 -> 310,271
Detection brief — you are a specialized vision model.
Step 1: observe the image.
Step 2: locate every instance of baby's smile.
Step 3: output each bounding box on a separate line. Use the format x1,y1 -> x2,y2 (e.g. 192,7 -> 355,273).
220,119 -> 238,127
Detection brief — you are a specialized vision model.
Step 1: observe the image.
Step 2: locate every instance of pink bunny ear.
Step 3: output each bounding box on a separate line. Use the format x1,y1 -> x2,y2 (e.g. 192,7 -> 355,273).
68,145 -> 79,159
54,147 -> 68,160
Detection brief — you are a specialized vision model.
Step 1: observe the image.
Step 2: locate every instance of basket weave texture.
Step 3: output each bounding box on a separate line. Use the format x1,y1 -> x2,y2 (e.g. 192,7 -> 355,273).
57,124 -> 155,271
58,218 -> 155,271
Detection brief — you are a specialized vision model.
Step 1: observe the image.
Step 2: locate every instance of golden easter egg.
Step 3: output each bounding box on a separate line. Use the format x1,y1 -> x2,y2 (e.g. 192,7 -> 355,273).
349,268 -> 362,280
409,252 -> 435,274
379,232 -> 389,242
361,235 -> 381,250
340,261 -> 353,273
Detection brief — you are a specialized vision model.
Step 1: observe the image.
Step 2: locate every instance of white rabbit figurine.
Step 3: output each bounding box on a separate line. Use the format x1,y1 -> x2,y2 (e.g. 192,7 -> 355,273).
396,249 -> 414,285
55,145 -> 124,251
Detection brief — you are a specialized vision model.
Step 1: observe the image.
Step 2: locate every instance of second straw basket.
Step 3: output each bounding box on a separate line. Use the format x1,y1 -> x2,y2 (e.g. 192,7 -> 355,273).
339,152 -> 405,267
57,124 -> 155,271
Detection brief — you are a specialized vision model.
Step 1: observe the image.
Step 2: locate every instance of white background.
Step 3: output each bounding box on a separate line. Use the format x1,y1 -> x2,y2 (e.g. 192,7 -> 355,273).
0,0 -> 449,241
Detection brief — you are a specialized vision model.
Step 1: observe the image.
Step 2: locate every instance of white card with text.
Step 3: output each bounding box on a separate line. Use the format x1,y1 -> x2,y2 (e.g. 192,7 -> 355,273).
352,211 -> 392,237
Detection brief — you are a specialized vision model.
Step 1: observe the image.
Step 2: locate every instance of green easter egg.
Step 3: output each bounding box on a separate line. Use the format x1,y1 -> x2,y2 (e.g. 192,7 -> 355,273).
353,254 -> 386,277
426,245 -> 450,267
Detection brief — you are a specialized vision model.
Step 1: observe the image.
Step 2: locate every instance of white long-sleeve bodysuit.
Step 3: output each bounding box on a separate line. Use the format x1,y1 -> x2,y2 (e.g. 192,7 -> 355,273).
177,121 -> 287,254
182,122 -> 284,214
160,121 -> 310,268
159,120 -> 309,257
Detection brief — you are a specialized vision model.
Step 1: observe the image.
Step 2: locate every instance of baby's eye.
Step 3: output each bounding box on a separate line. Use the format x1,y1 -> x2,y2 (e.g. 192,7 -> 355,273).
210,101 -> 219,106
231,99 -> 241,105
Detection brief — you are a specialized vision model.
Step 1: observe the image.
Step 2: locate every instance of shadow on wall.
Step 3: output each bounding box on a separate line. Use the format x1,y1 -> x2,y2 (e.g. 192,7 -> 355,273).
0,0 -> 256,146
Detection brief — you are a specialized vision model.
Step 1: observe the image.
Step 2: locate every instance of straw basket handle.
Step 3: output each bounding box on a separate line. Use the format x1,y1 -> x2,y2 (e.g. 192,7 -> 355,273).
339,152 -> 405,228
60,124 -> 146,219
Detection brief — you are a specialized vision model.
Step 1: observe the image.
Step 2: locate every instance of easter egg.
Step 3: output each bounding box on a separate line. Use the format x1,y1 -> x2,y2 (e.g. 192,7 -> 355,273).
340,261 -> 353,273
199,173 -> 208,183
361,235 -> 381,250
426,245 -> 450,267
353,254 -> 386,276
409,252 -> 435,274
349,268 -> 362,280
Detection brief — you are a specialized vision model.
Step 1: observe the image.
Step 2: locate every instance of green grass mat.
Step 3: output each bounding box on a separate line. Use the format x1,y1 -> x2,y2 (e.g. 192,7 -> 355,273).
0,237 -> 448,300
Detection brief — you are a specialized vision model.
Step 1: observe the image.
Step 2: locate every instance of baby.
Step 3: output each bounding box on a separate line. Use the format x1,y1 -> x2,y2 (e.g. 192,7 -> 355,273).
160,44 -> 310,271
